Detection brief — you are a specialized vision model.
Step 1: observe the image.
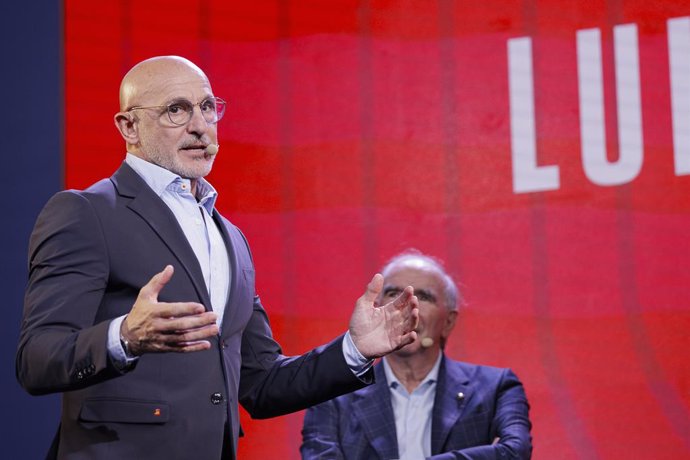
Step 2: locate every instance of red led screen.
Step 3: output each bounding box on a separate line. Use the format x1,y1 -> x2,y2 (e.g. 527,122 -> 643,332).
64,1 -> 690,458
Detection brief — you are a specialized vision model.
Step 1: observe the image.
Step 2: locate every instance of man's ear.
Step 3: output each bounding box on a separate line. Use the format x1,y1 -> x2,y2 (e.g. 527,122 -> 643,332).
442,310 -> 458,339
114,112 -> 139,145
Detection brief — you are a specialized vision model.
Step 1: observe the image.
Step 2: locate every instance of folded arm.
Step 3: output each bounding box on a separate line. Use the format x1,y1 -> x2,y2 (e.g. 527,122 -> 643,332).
430,369 -> 532,460
301,399 -> 346,460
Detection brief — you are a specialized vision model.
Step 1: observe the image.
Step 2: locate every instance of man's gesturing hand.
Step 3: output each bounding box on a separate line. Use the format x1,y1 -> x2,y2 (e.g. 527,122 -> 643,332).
120,265 -> 219,355
348,274 -> 419,359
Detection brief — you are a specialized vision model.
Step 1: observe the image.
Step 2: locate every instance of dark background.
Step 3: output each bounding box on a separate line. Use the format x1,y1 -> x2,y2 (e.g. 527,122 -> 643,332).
1,1 -> 62,458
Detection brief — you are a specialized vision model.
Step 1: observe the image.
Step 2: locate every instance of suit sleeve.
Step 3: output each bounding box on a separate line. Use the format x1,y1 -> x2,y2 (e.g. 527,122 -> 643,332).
237,295 -> 372,419
16,190 -> 124,395
300,400 -> 346,460
430,369 -> 532,460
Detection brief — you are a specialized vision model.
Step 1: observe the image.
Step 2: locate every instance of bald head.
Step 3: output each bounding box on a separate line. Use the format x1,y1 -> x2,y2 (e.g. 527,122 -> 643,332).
119,56 -> 210,111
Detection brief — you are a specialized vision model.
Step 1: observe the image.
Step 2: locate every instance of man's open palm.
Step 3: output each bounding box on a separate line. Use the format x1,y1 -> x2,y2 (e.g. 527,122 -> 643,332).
349,274 -> 419,359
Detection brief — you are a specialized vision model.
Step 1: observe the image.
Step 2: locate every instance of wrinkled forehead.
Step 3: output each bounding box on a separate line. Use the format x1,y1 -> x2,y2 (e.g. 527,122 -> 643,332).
382,257 -> 440,278
380,263 -> 447,309
382,260 -> 444,289
120,57 -> 213,109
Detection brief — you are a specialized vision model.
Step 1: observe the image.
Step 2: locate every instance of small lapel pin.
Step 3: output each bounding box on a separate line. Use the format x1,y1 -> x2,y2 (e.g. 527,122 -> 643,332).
456,392 -> 465,401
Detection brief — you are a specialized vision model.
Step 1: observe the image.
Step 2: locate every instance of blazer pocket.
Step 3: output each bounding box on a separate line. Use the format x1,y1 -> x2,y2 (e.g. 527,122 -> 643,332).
79,398 -> 170,424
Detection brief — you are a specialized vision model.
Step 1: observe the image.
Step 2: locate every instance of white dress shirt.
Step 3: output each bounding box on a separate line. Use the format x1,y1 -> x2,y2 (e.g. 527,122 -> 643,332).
382,352 -> 442,460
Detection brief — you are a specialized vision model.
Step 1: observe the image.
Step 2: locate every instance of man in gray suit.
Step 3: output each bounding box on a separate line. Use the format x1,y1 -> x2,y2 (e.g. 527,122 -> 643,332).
16,56 -> 419,460
301,251 -> 532,459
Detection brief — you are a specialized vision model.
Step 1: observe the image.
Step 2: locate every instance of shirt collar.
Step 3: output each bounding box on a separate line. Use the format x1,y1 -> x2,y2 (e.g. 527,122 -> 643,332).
382,352 -> 443,391
125,153 -> 218,213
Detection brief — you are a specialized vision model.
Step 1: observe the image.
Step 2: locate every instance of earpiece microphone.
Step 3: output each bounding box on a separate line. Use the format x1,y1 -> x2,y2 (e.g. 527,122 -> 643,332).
420,337 -> 434,348
205,144 -> 219,155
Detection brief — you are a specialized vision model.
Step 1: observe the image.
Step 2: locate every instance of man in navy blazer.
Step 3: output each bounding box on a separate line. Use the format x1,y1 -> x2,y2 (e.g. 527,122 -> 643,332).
16,56 -> 420,460
302,251 -> 532,459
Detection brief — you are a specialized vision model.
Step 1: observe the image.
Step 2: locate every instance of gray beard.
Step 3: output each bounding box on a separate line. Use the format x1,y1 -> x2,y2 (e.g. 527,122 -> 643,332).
141,142 -> 213,179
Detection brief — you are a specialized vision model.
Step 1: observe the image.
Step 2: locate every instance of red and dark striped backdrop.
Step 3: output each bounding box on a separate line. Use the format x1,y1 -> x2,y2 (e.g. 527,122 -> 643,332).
64,1 -> 690,458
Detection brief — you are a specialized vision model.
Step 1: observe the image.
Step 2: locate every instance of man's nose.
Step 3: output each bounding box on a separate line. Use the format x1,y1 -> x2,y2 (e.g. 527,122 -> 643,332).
186,106 -> 209,134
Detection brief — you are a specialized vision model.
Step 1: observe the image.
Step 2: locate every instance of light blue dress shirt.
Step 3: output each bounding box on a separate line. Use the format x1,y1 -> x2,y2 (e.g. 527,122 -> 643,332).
107,153 -> 229,366
107,154 -> 369,374
382,352 -> 442,460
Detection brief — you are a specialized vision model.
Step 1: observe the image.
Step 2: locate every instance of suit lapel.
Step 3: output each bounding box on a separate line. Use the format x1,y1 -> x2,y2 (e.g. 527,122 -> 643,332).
352,363 -> 399,460
431,356 -> 472,454
110,163 -> 212,309
212,210 -> 243,337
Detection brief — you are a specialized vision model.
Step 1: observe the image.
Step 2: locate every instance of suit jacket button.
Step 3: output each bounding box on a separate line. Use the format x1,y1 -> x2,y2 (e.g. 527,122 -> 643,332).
210,393 -> 223,405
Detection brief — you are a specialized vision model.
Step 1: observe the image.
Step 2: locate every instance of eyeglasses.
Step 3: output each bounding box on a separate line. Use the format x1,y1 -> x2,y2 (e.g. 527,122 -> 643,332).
127,96 -> 226,126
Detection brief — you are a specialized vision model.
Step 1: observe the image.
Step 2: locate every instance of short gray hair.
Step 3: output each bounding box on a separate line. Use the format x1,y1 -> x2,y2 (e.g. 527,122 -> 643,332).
379,249 -> 464,311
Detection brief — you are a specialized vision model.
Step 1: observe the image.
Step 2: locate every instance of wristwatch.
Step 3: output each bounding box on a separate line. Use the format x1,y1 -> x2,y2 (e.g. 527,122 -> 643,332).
120,333 -> 133,357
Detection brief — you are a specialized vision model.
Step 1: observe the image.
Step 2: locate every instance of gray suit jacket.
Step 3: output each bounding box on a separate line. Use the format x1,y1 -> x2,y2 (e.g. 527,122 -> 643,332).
301,356 -> 532,459
17,163 -> 369,459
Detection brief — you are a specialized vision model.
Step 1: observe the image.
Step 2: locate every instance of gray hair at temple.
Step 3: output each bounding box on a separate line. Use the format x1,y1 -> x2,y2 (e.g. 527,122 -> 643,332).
380,249 -> 464,311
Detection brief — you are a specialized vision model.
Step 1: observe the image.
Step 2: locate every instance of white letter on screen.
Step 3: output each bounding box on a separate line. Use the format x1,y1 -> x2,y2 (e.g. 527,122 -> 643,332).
668,16 -> 690,176
508,36 -> 560,193
577,25 -> 643,186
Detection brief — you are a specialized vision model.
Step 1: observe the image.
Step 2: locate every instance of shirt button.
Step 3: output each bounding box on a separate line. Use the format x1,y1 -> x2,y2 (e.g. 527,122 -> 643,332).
210,393 -> 224,405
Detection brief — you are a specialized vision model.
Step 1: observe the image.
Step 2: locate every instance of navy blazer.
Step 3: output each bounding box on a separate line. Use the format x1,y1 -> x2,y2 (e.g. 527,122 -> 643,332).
17,163 -> 369,460
301,355 -> 532,459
